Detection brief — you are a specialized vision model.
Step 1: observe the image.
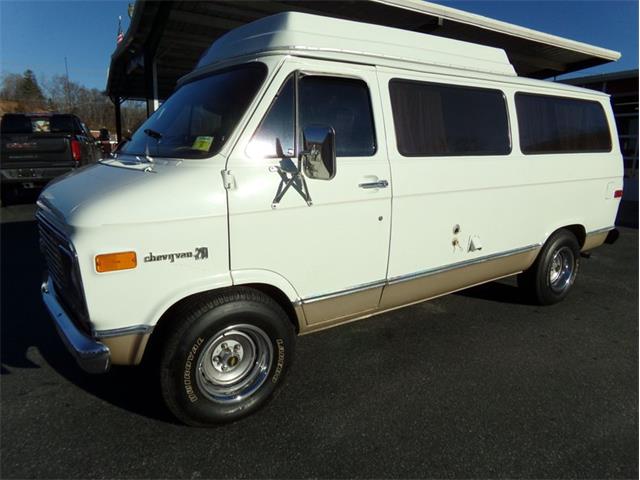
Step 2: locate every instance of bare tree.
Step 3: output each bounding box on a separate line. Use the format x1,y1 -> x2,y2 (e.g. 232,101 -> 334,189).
3,70 -> 154,135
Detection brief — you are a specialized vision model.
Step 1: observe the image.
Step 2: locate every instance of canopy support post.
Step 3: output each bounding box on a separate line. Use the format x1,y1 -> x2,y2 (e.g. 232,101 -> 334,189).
145,53 -> 159,117
112,96 -> 123,143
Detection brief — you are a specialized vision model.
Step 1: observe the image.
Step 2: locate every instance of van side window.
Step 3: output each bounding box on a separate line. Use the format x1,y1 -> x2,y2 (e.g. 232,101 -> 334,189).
515,93 -> 612,154
389,79 -> 510,156
247,77 -> 295,158
299,76 -> 376,157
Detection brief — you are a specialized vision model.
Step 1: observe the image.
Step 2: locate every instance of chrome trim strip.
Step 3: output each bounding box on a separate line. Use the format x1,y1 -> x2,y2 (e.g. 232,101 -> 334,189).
303,279 -> 386,304
95,325 -> 154,339
586,226 -> 615,236
300,243 -> 541,304
388,244 -> 540,285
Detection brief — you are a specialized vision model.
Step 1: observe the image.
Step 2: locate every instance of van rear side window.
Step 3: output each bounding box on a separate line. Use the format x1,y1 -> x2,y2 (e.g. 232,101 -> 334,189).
515,93 -> 612,154
389,79 -> 511,157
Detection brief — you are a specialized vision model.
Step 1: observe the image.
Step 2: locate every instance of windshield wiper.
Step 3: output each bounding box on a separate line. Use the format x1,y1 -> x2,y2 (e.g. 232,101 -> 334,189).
143,128 -> 163,140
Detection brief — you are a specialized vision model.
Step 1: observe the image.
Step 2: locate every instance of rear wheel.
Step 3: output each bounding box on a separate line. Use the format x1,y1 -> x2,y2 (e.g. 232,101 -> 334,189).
159,288 -> 295,426
518,229 -> 580,305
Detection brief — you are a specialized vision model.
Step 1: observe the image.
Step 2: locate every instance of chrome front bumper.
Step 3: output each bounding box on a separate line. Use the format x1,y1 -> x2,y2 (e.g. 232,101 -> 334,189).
41,277 -> 111,374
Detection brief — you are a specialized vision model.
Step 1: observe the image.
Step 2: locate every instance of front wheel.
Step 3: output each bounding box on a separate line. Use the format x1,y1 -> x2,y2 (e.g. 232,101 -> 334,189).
518,229 -> 580,305
159,288 -> 295,426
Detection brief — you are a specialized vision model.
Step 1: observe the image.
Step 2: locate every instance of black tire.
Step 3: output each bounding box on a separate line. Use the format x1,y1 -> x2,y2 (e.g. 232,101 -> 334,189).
159,287 -> 295,426
518,229 -> 580,305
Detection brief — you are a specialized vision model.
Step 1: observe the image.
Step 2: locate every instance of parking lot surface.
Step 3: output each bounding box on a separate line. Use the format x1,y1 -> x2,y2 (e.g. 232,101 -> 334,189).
1,202 -> 637,479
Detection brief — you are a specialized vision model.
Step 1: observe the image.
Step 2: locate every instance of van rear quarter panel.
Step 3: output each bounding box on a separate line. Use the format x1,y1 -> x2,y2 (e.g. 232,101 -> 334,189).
376,67 -> 622,281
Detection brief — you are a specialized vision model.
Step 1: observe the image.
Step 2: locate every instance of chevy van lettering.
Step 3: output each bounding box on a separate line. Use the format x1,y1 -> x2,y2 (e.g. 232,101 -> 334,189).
144,247 -> 208,263
194,247 -> 208,260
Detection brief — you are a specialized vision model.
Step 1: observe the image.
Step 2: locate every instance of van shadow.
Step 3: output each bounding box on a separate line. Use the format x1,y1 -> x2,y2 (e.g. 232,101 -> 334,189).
0,219 -> 176,424
453,278 -> 534,306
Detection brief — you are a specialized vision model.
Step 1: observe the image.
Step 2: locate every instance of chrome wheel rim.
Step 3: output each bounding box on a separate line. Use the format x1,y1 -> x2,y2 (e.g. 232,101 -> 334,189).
549,246 -> 575,293
196,324 -> 273,404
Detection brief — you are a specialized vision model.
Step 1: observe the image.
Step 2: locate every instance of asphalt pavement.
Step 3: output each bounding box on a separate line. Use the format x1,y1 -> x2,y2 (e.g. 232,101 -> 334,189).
1,199 -> 637,479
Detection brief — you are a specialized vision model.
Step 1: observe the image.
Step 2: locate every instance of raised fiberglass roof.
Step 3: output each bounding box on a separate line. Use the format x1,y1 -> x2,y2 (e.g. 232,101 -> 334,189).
195,12 -> 517,77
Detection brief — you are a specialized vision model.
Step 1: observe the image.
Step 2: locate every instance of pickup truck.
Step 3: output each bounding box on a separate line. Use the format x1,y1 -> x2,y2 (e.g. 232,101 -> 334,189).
1,113 -> 102,203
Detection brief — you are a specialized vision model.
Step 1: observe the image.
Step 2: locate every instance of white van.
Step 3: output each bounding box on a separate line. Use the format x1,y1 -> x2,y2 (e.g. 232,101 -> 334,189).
38,12 -> 622,425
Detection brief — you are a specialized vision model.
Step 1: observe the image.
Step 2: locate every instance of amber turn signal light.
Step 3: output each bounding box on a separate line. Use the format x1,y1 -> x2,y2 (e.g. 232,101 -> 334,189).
95,251 -> 137,273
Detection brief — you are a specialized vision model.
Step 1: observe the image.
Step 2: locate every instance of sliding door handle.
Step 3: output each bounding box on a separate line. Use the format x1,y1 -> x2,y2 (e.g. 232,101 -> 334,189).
358,180 -> 389,189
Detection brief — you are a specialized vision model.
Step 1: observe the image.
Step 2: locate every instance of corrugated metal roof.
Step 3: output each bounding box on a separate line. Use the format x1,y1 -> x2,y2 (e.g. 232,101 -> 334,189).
106,0 -> 620,100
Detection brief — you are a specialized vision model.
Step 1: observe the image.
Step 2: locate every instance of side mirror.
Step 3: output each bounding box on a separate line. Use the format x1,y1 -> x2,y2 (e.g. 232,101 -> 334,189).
300,125 -> 336,180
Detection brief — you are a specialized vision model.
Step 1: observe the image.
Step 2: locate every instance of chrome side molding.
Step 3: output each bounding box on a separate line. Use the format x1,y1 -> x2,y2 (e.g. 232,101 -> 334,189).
95,325 -> 154,339
303,278 -> 386,304
586,225 -> 615,236
388,244 -> 541,285
300,243 -> 541,304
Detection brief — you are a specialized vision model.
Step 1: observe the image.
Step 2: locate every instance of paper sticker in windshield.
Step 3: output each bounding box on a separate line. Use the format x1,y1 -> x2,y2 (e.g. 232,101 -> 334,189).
192,136 -> 213,152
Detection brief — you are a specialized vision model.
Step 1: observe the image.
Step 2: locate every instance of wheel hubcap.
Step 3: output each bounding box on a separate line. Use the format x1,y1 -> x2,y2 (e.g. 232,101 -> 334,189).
196,324 -> 273,403
549,246 -> 575,293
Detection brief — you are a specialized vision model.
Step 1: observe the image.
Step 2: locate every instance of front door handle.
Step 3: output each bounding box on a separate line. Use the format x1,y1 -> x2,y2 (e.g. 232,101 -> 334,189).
358,180 -> 389,189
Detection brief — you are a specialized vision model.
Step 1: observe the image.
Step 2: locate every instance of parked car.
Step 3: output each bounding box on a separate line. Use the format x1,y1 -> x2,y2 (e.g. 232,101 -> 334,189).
1,113 -> 101,203
37,12 -> 622,426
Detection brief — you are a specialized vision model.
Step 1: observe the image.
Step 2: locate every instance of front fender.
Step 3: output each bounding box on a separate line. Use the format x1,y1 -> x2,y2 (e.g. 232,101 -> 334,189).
145,272 -> 234,328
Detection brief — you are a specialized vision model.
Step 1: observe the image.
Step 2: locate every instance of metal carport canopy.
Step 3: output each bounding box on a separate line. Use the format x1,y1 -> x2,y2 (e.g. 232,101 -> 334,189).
105,0 -> 620,102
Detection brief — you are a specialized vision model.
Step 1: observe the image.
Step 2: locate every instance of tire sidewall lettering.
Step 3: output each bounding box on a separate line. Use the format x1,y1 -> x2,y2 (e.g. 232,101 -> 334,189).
271,338 -> 285,384
183,336 -> 205,403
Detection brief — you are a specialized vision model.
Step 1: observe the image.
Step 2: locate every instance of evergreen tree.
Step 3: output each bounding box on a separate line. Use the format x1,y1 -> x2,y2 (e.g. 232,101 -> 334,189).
17,70 -> 45,105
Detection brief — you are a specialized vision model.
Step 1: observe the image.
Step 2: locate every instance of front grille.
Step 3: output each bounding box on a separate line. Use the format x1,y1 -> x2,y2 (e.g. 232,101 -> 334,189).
37,212 -> 91,334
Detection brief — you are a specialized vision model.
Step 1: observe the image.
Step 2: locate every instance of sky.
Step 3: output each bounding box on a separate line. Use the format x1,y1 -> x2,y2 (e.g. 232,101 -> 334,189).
0,1 -> 132,90
0,0 -> 637,91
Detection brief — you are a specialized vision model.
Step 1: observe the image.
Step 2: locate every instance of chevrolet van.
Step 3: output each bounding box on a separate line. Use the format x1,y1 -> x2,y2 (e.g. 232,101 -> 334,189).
39,12 -> 621,425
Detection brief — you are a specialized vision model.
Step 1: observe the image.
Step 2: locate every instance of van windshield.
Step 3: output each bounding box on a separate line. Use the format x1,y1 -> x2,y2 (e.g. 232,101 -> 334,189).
119,63 -> 267,159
